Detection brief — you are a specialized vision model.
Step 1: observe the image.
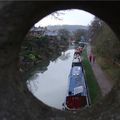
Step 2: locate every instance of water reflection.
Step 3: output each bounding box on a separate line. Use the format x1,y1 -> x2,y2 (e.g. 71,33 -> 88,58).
27,49 -> 74,110
59,52 -> 70,60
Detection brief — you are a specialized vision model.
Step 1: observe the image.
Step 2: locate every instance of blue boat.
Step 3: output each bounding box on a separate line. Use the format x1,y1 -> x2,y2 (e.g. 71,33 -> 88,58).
64,54 -> 89,110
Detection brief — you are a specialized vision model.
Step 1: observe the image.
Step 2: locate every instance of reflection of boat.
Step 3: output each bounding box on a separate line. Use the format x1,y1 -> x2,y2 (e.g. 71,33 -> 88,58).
63,51 -> 90,110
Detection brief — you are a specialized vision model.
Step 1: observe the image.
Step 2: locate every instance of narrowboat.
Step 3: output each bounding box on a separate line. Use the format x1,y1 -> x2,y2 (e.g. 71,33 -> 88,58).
64,54 -> 89,110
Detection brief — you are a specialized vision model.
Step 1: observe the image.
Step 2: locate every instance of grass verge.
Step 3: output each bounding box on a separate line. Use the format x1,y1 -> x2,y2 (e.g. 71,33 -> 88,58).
82,49 -> 101,104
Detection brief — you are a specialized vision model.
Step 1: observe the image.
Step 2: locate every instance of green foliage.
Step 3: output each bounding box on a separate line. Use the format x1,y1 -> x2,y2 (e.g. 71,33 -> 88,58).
28,54 -> 36,61
73,29 -> 87,44
19,33 -> 69,74
88,17 -> 120,85
89,17 -> 120,63
82,49 -> 101,103
57,28 -> 70,42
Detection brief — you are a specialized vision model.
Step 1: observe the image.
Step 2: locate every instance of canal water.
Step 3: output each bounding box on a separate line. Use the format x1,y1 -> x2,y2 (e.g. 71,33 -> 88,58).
27,49 -> 75,110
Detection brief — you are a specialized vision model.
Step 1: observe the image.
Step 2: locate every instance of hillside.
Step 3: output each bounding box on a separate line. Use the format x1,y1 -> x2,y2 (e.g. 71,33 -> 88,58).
47,25 -> 89,32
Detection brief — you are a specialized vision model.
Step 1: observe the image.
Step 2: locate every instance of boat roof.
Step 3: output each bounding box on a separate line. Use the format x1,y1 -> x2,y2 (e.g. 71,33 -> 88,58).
68,66 -> 87,96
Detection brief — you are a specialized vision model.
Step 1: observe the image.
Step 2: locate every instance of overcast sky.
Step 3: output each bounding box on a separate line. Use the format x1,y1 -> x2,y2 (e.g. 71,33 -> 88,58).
35,9 -> 95,27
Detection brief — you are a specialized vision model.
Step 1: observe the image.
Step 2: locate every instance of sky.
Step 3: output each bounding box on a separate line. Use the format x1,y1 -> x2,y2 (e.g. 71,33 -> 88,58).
35,9 -> 95,27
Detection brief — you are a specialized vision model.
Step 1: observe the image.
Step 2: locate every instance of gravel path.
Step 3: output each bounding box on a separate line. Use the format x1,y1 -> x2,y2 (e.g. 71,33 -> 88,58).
87,44 -> 113,96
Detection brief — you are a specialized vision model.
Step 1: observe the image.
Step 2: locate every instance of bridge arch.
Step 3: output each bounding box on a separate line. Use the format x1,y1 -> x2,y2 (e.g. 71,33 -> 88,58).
0,1 -> 120,120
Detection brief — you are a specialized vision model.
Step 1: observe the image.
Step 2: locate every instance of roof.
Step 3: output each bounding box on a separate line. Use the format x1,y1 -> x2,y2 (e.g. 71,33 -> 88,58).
68,66 -> 87,96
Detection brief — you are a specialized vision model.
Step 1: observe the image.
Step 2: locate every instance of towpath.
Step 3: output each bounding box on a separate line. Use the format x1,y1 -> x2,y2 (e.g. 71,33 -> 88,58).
86,44 -> 113,96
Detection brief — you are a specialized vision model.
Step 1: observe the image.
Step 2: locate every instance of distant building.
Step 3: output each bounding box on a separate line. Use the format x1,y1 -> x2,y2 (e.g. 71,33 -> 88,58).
45,30 -> 58,36
29,26 -> 58,37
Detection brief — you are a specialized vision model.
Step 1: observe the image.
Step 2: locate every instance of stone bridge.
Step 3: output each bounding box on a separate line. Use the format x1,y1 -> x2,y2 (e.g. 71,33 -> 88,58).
0,1 -> 120,120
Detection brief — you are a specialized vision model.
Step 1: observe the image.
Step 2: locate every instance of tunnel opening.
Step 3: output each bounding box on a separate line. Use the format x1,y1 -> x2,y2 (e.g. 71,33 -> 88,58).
19,9 -> 119,112
0,1 -> 120,120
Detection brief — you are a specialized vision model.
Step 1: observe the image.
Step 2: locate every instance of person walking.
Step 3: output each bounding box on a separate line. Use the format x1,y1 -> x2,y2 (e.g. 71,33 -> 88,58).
89,53 -> 92,63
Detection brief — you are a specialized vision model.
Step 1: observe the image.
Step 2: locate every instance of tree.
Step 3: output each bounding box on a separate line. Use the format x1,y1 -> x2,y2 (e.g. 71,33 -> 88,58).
87,17 -> 102,43
73,29 -> 87,44
50,11 -> 65,20
57,28 -> 70,43
88,17 -> 120,63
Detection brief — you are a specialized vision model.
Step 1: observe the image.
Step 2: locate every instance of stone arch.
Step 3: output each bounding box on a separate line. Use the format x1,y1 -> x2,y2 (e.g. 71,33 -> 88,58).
0,1 -> 120,120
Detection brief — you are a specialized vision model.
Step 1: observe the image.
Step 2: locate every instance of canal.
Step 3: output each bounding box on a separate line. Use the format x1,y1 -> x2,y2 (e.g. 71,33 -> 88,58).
27,49 -> 75,110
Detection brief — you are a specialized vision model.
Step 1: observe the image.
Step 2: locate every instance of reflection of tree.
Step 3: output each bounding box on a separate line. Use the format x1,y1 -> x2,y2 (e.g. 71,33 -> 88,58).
59,52 -> 70,61
27,76 -> 39,92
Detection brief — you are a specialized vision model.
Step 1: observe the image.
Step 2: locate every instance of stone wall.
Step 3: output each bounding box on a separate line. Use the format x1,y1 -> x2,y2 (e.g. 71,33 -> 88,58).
0,1 -> 120,120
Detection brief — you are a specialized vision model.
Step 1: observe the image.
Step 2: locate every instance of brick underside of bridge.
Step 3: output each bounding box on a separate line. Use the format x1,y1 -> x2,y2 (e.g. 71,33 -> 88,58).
0,1 -> 120,120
